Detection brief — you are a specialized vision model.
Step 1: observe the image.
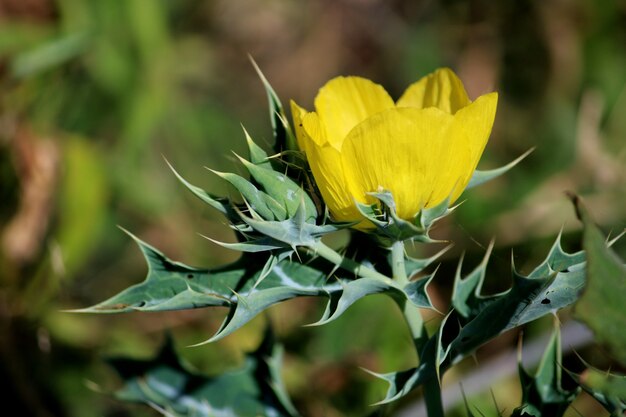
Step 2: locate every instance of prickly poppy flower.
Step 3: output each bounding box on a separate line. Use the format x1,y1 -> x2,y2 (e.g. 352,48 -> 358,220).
291,68 -> 497,223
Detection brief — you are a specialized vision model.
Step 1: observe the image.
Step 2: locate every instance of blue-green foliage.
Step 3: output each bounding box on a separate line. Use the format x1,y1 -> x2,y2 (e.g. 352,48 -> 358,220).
371,234 -> 586,404
83,69 -> 598,415
77,229 -> 437,344
110,330 -> 299,417
512,326 -> 579,417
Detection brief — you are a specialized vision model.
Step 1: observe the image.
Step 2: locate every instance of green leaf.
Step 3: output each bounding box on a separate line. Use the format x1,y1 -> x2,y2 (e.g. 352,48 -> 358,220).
75,231 -> 339,342
211,169 -> 288,221
240,200 -> 342,247
310,273 -> 434,327
574,203 -> 626,365
199,261 -> 341,344
576,367 -> 626,416
73,231 -> 244,313
444,247 -> 585,365
370,234 -> 587,404
110,330 -> 299,417
402,244 -> 452,278
466,148 -> 534,190
242,126 -> 272,169
416,197 -> 454,232
166,160 -> 234,217
249,56 -> 297,154
204,235 -> 289,253
451,241 -> 495,319
511,325 -> 579,417
78,231 -> 434,344
237,155 -> 317,222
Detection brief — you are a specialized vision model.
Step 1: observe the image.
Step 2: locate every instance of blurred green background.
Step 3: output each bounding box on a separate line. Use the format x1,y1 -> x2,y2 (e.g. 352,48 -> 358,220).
0,0 -> 624,416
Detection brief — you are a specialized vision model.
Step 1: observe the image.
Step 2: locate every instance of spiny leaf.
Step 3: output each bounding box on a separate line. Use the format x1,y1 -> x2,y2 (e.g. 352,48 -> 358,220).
210,169 -> 287,221
416,197 -> 455,232
242,126 -> 272,169
203,235 -> 288,253
309,274 -> 434,327
402,271 -> 437,311
109,330 -> 299,417
241,200 -> 342,247
72,231 -> 247,313
511,324 -> 579,417
451,241 -> 495,319
197,260 -> 342,344
574,200 -> 626,365
166,159 -> 233,217
249,56 -> 297,153
370,234 -> 586,404
466,148 -> 534,190
78,231 -> 437,345
237,154 -> 317,222
444,266 -> 581,365
402,244 -> 453,278
568,366 -> 626,415
367,361 -> 438,406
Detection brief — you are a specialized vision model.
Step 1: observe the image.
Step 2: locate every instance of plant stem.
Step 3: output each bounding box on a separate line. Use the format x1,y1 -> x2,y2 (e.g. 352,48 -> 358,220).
391,240 -> 444,417
311,240 -> 392,282
391,240 -> 408,284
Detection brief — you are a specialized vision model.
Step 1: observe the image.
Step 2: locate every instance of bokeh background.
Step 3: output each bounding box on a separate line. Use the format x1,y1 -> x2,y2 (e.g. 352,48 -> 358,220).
1,0 -> 625,416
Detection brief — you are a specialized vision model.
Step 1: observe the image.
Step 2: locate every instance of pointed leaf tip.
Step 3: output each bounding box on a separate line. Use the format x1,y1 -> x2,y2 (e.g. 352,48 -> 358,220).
467,148 -> 535,190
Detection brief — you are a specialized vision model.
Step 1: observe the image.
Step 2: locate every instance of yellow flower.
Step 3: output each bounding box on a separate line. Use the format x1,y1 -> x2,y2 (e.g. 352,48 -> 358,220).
291,68 -> 498,223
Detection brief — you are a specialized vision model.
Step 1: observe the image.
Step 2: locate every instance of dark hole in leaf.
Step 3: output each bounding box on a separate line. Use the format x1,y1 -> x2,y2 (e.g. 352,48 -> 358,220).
440,313 -> 462,349
541,298 -> 551,304
187,274 -> 194,279
137,301 -> 146,307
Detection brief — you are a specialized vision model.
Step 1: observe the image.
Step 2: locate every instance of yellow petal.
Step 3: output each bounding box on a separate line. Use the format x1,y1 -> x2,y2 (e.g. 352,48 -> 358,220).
290,100 -> 310,151
447,92 -> 498,201
314,76 -> 394,148
340,107 -> 458,220
397,68 -> 471,114
296,111 -> 360,221
428,93 -> 498,203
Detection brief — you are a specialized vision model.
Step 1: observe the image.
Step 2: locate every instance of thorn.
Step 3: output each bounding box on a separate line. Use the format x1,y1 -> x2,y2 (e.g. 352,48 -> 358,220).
232,151 -> 249,165
292,245 -> 302,263
608,229 -> 626,247
205,166 -> 226,177
484,238 -> 495,264
455,251 -> 466,280
516,330 -> 524,364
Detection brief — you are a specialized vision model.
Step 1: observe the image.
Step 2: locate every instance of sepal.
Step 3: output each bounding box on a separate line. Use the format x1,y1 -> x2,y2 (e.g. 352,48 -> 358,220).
249,56 -> 297,154
466,148 -> 534,190
236,152 -> 317,222
242,125 -> 272,168
355,191 -> 454,244
240,199 -> 346,247
210,169 -> 288,221
166,160 -> 237,220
